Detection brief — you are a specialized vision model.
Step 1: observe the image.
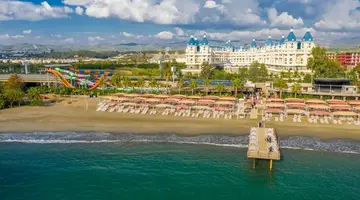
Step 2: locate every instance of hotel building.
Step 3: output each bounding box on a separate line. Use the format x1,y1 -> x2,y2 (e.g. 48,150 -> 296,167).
328,52 -> 360,68
182,28 -> 315,74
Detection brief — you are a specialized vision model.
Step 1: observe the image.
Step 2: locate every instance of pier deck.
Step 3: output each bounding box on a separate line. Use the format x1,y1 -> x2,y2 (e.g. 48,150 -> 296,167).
247,127 -> 280,161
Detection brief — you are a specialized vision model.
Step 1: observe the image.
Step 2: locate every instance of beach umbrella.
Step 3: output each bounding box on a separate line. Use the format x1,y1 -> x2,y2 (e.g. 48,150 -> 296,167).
219,97 -> 237,101
141,94 -> 155,98
330,105 -> 352,111
163,98 -> 180,103
214,106 -> 230,111
124,93 -> 141,98
264,108 -> 283,114
266,103 -> 286,108
179,99 -> 196,104
309,110 -> 331,116
155,104 -> 174,108
332,111 -> 357,117
154,94 -> 170,99
129,97 -> 146,102
307,104 -> 329,110
137,103 -> 151,107
176,104 -> 189,109
191,106 -> 212,110
286,103 -> 306,109
201,96 -> 220,100
145,98 -> 162,103
187,95 -> 202,99
171,94 -> 187,99
216,101 -> 234,106
121,102 -> 137,106
348,100 -> 360,105
327,99 -> 347,105
286,109 -> 306,115
306,99 -> 326,104
285,98 -> 305,103
266,98 -> 284,103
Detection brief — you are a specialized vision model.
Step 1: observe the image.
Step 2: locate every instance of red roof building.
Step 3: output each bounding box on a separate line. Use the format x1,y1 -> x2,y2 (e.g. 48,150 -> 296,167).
328,52 -> 360,68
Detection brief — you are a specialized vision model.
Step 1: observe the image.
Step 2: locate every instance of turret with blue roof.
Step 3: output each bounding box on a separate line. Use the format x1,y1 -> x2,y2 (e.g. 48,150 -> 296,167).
188,35 -> 196,46
194,37 -> 199,46
265,35 -> 273,46
279,35 -> 285,45
250,39 -> 257,48
200,34 -> 209,45
286,27 -> 296,42
302,27 -> 314,42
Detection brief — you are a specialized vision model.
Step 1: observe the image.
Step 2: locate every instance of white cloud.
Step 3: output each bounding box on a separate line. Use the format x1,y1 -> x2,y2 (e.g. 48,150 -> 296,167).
11,35 -> 24,39
0,1 -> 73,21
203,1 -> 217,8
35,36 -> 42,39
120,32 -> 135,37
268,8 -> 304,27
314,0 -> 360,30
88,36 -> 105,42
155,31 -> 174,40
23,30 -> 32,34
75,6 -> 84,15
63,38 -> 75,43
0,34 -> 10,39
174,27 -> 185,36
51,34 -> 62,38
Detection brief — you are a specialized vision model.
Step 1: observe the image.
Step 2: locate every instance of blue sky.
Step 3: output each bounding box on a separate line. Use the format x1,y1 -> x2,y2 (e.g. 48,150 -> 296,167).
0,0 -> 360,46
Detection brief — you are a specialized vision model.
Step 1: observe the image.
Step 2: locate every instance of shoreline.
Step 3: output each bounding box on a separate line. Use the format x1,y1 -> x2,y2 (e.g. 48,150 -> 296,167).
1,98 -> 360,141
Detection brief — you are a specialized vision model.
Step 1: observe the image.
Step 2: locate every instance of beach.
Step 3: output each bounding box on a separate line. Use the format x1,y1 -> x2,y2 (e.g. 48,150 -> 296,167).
0,97 -> 359,140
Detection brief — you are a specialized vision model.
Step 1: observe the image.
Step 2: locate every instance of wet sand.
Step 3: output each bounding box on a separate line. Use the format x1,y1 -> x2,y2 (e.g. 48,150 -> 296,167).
0,98 -> 359,140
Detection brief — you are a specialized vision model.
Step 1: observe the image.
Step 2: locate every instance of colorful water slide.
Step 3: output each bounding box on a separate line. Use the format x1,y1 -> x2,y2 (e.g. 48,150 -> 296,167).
89,75 -> 105,90
46,69 -> 75,88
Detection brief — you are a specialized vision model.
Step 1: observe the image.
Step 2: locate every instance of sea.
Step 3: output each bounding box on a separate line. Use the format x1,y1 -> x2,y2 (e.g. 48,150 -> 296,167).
1,132 -> 360,200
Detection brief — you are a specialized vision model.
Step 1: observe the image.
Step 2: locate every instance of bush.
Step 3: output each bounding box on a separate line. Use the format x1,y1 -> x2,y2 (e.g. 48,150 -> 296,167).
29,99 -> 45,106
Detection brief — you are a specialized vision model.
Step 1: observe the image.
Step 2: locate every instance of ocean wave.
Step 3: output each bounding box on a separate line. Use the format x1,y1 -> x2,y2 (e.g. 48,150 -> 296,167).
0,132 -> 359,154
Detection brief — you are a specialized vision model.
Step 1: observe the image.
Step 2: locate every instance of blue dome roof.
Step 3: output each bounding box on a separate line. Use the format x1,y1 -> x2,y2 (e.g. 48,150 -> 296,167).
302,28 -> 313,42
188,35 -> 196,45
226,40 -> 232,48
279,35 -> 285,45
250,39 -> 257,48
265,36 -> 273,46
194,37 -> 199,46
200,35 -> 209,45
286,28 -> 296,42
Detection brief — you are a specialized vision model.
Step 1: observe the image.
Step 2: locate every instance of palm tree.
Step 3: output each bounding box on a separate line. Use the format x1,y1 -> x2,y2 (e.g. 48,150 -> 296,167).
232,78 -> 243,98
137,77 -> 145,93
215,83 -> 226,96
111,73 -> 122,88
203,79 -> 211,96
149,78 -> 158,89
177,78 -> 185,94
189,79 -> 198,95
121,77 -> 131,88
274,79 -> 288,98
291,82 -> 302,98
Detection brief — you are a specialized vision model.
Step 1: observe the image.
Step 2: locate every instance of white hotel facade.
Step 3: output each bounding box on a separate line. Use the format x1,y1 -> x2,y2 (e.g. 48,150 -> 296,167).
182,28 -> 315,74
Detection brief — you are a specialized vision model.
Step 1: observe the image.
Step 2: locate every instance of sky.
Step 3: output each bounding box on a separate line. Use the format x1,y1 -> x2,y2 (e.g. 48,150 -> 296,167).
0,0 -> 360,46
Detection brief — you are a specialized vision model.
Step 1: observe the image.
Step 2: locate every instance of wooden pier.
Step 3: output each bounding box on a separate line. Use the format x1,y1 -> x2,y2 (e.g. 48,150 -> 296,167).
247,125 -> 280,170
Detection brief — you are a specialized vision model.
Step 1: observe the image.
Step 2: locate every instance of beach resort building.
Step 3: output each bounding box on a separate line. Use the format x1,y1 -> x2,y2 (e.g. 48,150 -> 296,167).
182,28 -> 315,74
327,52 -> 360,68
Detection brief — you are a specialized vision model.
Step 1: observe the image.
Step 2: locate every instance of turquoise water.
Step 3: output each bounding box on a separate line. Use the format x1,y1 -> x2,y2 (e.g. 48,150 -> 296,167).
1,133 -> 360,200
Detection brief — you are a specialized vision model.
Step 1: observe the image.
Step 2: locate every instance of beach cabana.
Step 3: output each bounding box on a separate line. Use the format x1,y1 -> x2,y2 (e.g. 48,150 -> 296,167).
179,99 -> 196,104
163,98 -> 180,103
332,111 -> 358,117
266,98 -> 284,103
266,103 -> 286,108
306,99 -> 326,104
201,96 -> 220,100
219,97 -> 237,101
214,106 -> 230,111
307,104 -> 329,110
155,104 -> 174,108
145,98 -> 162,103
187,95 -> 202,99
285,98 -> 305,103
330,105 -> 352,111
191,106 -> 212,110
285,103 -> 306,109
155,94 -> 170,99
264,108 -> 283,114
141,94 -> 155,98
216,101 -> 234,106
327,99 -> 347,105
348,100 -> 360,105
286,109 -> 307,115
176,104 -> 189,109
198,99 -> 216,105
309,110 -> 331,116
171,95 -> 187,99
124,93 -> 141,98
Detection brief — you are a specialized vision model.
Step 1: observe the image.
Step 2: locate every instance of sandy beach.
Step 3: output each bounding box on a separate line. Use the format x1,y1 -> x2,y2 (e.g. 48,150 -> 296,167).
0,97 -> 360,140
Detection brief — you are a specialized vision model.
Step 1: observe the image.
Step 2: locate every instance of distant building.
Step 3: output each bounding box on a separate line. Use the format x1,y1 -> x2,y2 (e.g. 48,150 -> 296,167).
328,52 -> 360,68
183,28 -> 315,74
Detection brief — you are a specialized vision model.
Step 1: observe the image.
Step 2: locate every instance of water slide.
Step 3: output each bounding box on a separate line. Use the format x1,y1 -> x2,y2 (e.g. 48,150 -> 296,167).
89,75 -> 105,90
55,67 -> 95,87
46,69 -> 75,88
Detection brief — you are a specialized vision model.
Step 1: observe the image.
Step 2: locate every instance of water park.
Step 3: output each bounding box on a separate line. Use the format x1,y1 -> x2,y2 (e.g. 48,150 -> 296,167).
45,64 -> 114,90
